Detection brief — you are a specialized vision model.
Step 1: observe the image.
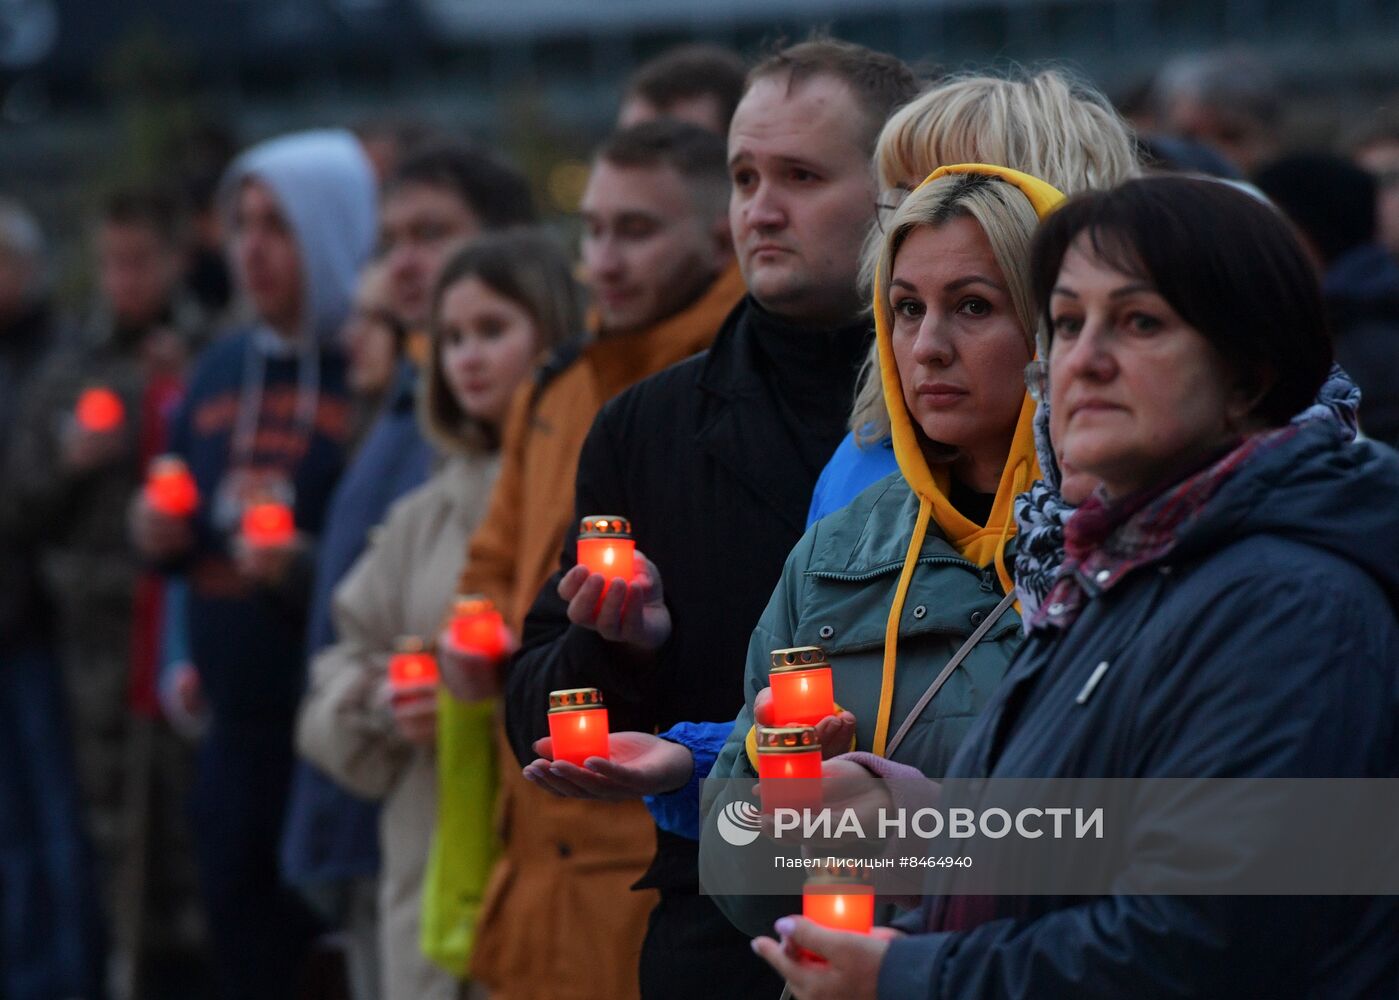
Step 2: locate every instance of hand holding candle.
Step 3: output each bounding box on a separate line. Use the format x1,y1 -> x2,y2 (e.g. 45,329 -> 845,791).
389,636 -> 439,693
523,730 -> 694,800
751,914 -> 896,1000
388,637 -> 438,746
447,595 -> 509,660
241,500 -> 296,549
438,595 -> 512,702
144,455 -> 199,518
576,515 -> 636,589
63,387 -> 127,472
559,532 -> 671,651
75,386 -> 125,434
234,498 -> 299,587
546,688 -> 610,766
755,683 -> 857,761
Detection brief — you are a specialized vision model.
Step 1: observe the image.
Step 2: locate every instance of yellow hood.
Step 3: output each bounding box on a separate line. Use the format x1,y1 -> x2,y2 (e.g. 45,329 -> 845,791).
868,163 -> 1064,758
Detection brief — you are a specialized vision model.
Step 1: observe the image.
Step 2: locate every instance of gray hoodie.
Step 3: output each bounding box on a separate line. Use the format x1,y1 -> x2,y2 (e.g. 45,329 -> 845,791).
220,128 -> 377,345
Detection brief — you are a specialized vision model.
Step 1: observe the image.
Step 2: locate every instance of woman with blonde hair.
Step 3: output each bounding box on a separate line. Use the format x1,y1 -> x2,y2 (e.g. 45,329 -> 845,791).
522,68 -> 1137,853
296,228 -> 581,1000
699,163 -> 1064,937
809,67 -> 1139,524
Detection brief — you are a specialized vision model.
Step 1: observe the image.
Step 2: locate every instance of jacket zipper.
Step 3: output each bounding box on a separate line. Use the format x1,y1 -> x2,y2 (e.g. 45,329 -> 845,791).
806,554 -> 975,584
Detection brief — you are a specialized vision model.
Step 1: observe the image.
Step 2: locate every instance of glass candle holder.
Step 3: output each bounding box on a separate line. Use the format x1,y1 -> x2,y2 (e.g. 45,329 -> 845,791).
75,387 -> 125,433
447,594 -> 509,660
144,455 -> 199,518
241,500 -> 295,549
800,866 -> 875,960
547,687 -> 610,766
388,635 -> 439,694
769,646 -> 835,726
577,515 -> 636,592
756,725 -> 822,815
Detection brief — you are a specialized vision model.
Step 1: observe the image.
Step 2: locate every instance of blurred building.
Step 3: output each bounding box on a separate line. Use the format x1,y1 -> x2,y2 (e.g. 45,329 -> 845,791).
1,0 -> 1397,296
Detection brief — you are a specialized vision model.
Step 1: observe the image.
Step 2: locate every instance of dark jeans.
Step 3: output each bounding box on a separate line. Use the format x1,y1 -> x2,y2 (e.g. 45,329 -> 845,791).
639,891 -> 784,1000
191,723 -> 319,1000
0,641 -> 106,999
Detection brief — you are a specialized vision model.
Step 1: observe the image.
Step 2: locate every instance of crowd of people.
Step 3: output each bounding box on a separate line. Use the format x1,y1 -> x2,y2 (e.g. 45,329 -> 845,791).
0,34 -> 1397,1000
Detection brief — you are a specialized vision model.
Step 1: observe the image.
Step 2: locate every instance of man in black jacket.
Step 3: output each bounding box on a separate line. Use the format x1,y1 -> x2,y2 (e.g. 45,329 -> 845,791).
504,39 -> 919,1000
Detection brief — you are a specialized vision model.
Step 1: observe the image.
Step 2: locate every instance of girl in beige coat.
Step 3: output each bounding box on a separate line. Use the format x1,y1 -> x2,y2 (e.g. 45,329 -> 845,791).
297,230 -> 583,1000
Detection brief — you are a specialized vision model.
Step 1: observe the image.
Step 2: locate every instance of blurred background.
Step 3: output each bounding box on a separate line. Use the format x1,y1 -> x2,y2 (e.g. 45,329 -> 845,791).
3,0 -> 1398,307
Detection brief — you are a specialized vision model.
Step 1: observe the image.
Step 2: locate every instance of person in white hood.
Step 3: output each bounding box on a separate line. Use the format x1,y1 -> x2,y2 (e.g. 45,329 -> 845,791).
131,128 -> 377,1000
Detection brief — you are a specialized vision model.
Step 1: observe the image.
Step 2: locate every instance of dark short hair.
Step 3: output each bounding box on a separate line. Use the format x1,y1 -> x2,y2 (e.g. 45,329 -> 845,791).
747,37 -> 920,155
101,187 -> 185,246
1252,153 -> 1377,265
596,119 -> 729,187
384,142 -> 536,230
1030,176 -> 1331,427
626,44 -> 748,132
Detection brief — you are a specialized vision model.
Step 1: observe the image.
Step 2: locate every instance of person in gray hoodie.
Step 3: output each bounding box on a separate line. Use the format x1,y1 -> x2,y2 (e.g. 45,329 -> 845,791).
130,128 -> 377,1000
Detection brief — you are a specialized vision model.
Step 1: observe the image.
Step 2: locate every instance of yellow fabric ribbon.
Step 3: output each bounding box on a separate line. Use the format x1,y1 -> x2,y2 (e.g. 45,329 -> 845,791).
868,164 -> 1064,759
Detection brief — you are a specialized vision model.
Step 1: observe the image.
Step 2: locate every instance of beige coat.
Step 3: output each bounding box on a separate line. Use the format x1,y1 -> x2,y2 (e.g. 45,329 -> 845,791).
297,452 -> 500,1000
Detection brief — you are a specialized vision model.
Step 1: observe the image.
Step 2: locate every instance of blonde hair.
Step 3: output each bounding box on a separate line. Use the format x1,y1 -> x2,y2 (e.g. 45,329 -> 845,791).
878,174 -> 1041,355
850,68 -> 1140,444
876,176 -> 1042,461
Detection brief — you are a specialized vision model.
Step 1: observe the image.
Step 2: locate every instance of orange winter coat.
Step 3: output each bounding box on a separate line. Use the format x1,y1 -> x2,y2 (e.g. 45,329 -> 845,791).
463,263 -> 744,1000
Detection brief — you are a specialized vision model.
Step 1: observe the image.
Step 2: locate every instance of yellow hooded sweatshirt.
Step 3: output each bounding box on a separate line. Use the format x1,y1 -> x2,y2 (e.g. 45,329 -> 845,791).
866,163 -> 1064,757
741,163 -> 1064,768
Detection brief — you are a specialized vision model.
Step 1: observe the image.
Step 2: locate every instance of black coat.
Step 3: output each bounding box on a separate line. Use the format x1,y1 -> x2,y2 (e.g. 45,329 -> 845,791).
1325,243 -> 1399,446
879,421 -> 1399,999
504,299 -> 868,998
506,297 -> 870,887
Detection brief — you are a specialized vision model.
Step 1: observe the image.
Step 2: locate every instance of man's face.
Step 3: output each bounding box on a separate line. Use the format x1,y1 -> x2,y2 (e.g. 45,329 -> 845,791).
580,159 -> 728,336
97,222 -> 181,328
618,93 -> 727,136
728,73 -> 879,327
378,182 -> 480,329
232,180 -> 303,334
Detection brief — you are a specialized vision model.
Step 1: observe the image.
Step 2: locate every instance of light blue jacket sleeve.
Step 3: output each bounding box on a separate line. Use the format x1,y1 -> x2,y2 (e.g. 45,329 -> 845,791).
643,720 -> 734,841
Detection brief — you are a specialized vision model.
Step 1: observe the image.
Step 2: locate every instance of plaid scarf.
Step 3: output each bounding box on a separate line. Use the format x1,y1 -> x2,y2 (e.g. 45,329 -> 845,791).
1021,363 -> 1361,633
1027,425 -> 1302,633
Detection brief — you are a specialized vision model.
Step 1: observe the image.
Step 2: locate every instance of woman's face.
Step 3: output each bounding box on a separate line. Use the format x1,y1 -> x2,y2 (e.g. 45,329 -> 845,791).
1047,233 -> 1253,500
437,275 -> 540,430
889,216 -> 1033,491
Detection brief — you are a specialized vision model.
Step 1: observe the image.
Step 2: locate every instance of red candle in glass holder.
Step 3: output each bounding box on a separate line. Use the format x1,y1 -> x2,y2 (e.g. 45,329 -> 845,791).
447,594 -> 509,660
75,387 -> 125,433
389,636 -> 439,694
577,515 -> 635,591
242,500 -> 295,548
756,725 -> 823,815
547,687 -> 610,766
144,455 -> 199,518
769,646 -> 835,726
800,866 -> 875,960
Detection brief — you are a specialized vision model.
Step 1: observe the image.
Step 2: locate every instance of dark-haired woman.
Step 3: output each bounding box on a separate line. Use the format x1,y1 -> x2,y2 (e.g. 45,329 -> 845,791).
753,176 -> 1399,999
